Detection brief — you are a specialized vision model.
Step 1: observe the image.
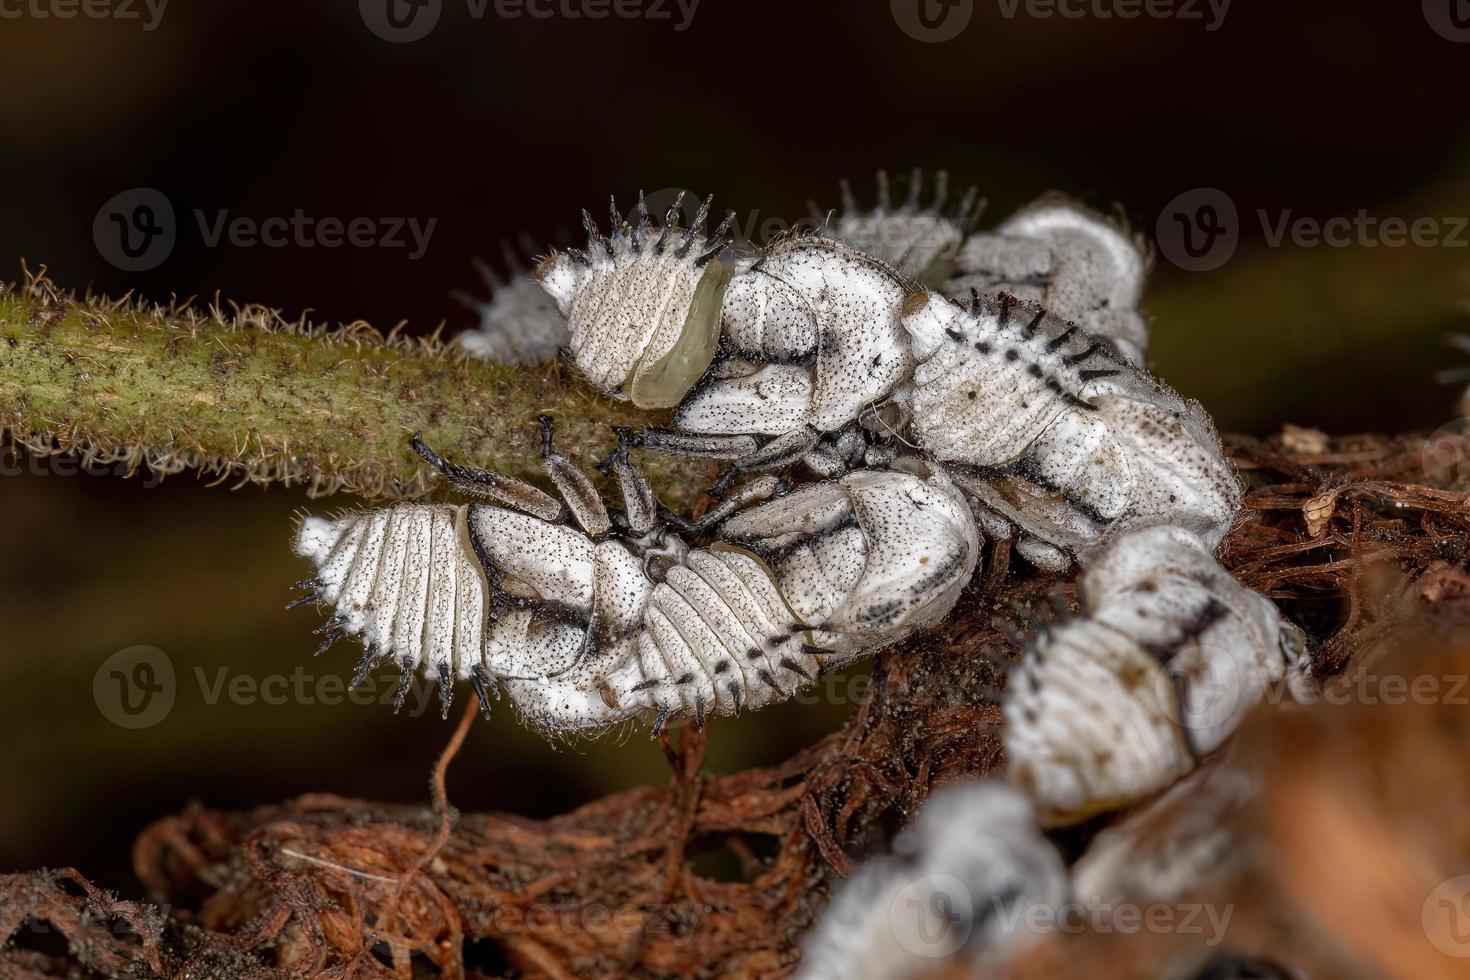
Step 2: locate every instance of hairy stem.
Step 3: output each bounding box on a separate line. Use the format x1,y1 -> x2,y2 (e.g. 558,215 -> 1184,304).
0,270 -> 701,502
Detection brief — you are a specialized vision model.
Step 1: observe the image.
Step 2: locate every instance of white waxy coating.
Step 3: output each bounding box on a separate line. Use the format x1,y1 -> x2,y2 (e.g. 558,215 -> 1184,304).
718,270 -> 817,362
1071,763 -> 1260,906
469,506 -> 595,609
457,270 -> 569,364
796,781 -> 1067,980
702,237 -> 913,433
818,169 -> 978,286
1004,617 -> 1195,825
719,467 -> 980,658
538,208 -> 727,407
1081,525 -> 1308,753
294,504 -> 489,679
675,361 -> 815,436
830,208 -> 964,284
947,200 -> 1151,365
1004,526 -> 1312,825
901,290 -> 1240,563
296,467 -> 973,733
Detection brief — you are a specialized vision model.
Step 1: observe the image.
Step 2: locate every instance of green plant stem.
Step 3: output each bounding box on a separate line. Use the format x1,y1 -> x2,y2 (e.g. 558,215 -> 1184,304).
0,272 -> 702,502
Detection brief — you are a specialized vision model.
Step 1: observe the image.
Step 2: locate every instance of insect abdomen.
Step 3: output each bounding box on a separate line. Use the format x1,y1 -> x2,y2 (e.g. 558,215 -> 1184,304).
641,549 -> 817,718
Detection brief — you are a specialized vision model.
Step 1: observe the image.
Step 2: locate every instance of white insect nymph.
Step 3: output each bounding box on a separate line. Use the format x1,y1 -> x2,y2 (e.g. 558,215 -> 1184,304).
1002,525 -> 1314,825
290,422 -> 980,732
946,198 -> 1151,366
796,781 -> 1067,980
454,241 -> 569,363
900,290 -> 1240,569
536,193 -> 735,409
814,168 -> 982,286
671,235 -> 916,467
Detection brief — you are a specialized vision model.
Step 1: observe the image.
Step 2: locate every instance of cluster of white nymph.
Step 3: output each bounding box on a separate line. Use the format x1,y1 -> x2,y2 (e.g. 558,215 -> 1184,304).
292,171 -> 1317,974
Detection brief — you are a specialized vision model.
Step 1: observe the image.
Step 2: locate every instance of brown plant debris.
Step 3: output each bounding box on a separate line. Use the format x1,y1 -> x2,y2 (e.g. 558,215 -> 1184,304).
3,430 -> 1470,979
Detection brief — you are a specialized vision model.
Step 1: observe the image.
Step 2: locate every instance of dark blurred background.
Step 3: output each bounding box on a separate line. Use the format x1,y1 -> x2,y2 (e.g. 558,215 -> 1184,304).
3,0 -> 1470,890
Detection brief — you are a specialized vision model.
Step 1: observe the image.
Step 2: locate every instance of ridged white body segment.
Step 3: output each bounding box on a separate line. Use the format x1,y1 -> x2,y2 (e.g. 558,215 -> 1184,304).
292,467 -> 978,732
947,201 -> 1151,365
295,505 -> 488,682
681,237 -> 913,434
1003,526 -> 1313,825
901,291 -> 1240,566
537,197 -> 731,408
540,244 -> 710,399
1004,618 -> 1195,825
719,467 -> 980,658
797,782 -> 1067,980
817,170 -> 979,286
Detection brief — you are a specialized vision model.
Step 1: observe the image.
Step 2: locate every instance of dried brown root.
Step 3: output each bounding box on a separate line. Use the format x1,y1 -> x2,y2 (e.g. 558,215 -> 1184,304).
4,428 -> 1470,979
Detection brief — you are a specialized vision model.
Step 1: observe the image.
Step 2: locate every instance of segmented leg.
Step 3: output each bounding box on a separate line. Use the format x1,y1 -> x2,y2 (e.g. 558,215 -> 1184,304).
597,427 -> 658,535
639,429 -> 760,460
535,415 -> 612,538
411,433 -> 562,522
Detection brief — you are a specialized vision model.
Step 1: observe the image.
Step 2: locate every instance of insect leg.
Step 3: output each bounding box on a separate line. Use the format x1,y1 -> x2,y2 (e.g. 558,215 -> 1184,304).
663,474 -> 785,536
597,426 -> 658,535
640,429 -> 761,460
535,415 -> 612,538
1016,535 -> 1072,573
410,433 -> 562,522
733,424 -> 822,472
